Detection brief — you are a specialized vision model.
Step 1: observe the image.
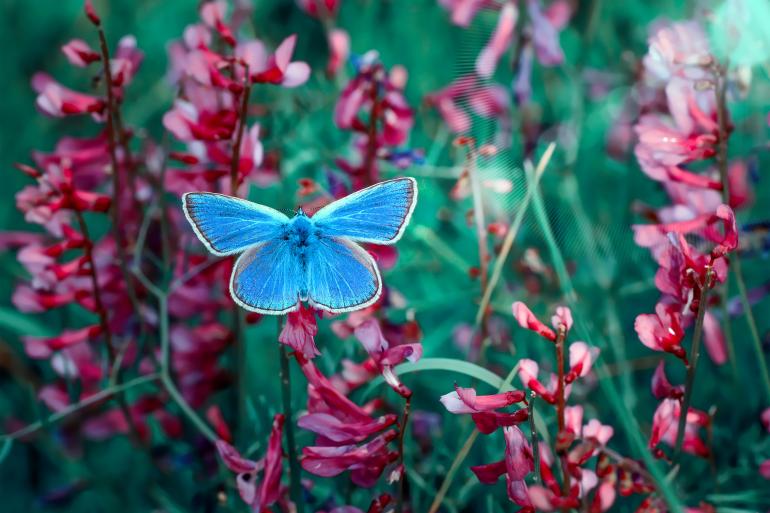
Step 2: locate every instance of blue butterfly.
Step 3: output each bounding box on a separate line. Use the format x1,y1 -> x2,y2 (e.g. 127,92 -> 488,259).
182,177 -> 418,315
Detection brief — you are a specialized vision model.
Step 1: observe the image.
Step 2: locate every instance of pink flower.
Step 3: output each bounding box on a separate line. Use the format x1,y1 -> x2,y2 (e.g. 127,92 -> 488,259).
566,341 -> 599,382
512,301 -> 557,341
352,318 -> 422,397
583,419 -> 613,446
297,0 -> 339,18
424,75 -> 476,133
163,99 -> 236,142
634,302 -> 686,361
302,431 -> 399,488
327,29 -> 350,76
61,39 -> 100,67
216,414 -> 285,510
643,21 -> 711,87
476,2 -> 518,78
517,359 -> 566,404
279,304 -> 319,358
200,0 -> 236,46
247,35 -> 311,87
651,361 -> 683,400
440,385 -> 525,414
470,426 -> 534,507
22,324 -> 102,352
650,399 -> 709,458
110,35 -> 144,89
702,310 -> 727,365
527,0 -> 567,66
438,0 -> 491,27
32,72 -> 105,119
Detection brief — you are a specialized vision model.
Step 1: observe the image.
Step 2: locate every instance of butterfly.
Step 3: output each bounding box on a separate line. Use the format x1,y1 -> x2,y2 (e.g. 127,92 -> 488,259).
182,177 -> 418,315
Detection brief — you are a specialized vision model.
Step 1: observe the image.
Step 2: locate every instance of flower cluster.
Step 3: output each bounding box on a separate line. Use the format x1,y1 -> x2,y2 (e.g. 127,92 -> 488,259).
631,20 -> 746,464
429,0 -> 571,141
439,302 -> 645,511
164,1 -> 309,196
333,51 -> 417,189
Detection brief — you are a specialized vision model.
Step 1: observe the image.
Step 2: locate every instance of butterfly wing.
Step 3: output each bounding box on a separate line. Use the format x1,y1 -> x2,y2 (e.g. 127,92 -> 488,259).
305,236 -> 381,314
183,192 -> 290,256
230,238 -> 305,314
311,177 -> 417,244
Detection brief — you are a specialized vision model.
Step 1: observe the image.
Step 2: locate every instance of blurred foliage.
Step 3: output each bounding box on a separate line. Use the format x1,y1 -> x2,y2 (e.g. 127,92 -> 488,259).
2,0 -> 770,512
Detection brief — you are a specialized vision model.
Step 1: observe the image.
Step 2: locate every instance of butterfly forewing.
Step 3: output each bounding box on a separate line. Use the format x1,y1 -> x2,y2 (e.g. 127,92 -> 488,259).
183,192 -> 290,256
230,238 -> 305,314
311,177 -> 417,244
305,236 -> 381,313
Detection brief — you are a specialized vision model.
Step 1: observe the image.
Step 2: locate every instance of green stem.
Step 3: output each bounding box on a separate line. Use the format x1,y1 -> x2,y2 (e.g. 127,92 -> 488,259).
279,322 -> 304,513
714,71 -> 770,401
672,270 -> 714,461
158,295 -> 217,443
528,391 -> 540,483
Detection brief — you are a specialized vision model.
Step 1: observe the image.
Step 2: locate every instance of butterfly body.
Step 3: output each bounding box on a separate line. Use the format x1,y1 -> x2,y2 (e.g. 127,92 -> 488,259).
182,177 -> 417,315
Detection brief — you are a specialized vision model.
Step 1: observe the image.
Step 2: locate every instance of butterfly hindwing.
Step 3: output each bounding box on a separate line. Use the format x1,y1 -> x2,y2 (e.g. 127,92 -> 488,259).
183,192 -> 290,256
311,177 -> 417,244
305,236 -> 381,313
230,238 -> 304,314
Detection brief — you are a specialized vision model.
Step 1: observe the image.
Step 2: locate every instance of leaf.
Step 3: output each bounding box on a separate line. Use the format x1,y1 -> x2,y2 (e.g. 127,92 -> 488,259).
0,307 -> 53,338
362,357 -> 511,399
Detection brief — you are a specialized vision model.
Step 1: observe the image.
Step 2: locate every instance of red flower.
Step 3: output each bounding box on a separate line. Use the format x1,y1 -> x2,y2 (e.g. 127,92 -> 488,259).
279,304 -> 320,358
216,414 -> 285,511
634,302 -> 687,361
32,73 -> 106,119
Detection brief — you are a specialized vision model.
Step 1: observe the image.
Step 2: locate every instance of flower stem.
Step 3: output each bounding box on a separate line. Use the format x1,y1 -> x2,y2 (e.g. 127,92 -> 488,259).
554,325 -> 571,500
673,269 -> 714,461
714,71 -> 770,401
279,320 -> 304,513
230,75 -> 251,195
363,65 -> 383,186
528,391 -> 541,483
95,27 -> 142,336
397,394 -> 412,513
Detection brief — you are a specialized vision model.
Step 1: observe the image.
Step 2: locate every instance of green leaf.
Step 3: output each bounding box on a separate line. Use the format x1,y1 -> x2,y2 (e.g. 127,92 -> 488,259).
0,307 -> 53,338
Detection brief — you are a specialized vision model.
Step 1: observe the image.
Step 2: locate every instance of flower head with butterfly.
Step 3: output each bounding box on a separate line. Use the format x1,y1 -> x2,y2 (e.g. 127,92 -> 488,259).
182,177 -> 418,315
